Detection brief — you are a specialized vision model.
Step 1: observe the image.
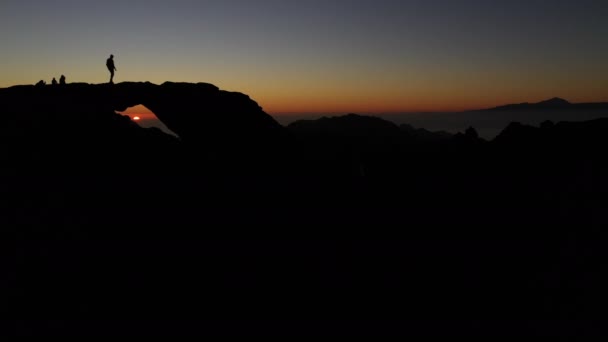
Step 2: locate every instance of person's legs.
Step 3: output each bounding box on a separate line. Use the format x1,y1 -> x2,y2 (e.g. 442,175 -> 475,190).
110,70 -> 114,84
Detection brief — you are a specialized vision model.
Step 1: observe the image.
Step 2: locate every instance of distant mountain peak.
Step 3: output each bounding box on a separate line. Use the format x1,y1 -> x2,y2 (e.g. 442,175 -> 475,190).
536,97 -> 571,106
488,97 -> 574,111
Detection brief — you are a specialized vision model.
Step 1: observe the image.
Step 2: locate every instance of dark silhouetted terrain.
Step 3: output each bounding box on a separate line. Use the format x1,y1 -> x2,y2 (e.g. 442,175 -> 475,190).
373,97 -> 608,140
3,83 -> 608,337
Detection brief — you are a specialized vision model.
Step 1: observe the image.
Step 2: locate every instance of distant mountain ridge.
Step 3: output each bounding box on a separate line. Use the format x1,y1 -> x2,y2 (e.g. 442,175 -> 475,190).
287,113 -> 453,143
486,97 -> 608,111
373,97 -> 608,139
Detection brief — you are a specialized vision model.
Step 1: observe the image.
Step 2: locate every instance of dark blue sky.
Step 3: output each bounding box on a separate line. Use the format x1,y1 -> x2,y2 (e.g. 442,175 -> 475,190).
1,0 -> 607,113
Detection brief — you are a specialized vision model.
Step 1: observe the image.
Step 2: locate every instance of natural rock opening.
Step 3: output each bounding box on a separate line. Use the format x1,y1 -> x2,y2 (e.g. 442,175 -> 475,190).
0,82 -> 284,148
118,104 -> 178,137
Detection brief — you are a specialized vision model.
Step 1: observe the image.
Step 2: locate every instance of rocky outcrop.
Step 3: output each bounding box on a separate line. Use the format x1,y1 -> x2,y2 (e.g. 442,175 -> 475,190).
0,81 -> 284,147
0,82 -> 288,219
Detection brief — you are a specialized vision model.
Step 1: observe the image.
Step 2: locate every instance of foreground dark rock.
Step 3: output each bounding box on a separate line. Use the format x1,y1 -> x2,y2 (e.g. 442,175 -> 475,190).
1,81 -> 283,144
3,82 -> 608,337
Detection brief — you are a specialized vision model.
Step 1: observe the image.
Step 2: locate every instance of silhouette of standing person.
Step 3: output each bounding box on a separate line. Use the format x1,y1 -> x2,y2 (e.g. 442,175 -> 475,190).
60,75 -> 66,85
51,77 -> 58,85
106,54 -> 117,84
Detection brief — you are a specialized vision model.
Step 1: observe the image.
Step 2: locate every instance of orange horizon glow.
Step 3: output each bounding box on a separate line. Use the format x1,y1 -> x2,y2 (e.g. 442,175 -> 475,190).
260,94 -> 608,115
118,91 -> 608,120
119,106 -> 157,120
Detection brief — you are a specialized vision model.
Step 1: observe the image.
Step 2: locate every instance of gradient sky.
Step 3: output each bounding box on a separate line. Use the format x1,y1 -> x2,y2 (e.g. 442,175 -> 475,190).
1,0 -> 607,116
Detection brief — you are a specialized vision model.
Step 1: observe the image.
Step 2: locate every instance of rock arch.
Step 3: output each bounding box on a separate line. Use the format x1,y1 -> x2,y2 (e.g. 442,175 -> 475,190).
109,82 -> 284,145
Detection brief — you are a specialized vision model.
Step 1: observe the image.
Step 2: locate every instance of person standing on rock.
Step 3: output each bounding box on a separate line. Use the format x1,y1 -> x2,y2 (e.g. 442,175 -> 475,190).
106,54 -> 117,84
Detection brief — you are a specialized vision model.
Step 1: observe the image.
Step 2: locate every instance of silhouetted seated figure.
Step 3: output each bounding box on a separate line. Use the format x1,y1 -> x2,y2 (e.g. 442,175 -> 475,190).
35,80 -> 46,87
59,75 -> 66,85
52,77 -> 58,85
106,54 -> 117,84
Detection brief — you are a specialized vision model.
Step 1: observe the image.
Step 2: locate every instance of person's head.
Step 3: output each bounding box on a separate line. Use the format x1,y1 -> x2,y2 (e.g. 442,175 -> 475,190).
110,54 -> 114,59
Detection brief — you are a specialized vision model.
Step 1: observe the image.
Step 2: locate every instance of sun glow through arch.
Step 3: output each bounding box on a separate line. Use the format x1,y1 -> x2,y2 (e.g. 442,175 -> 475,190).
118,104 -> 177,137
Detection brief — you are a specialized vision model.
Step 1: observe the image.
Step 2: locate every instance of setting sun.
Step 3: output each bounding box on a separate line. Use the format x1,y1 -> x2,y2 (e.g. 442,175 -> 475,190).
133,116 -> 140,121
